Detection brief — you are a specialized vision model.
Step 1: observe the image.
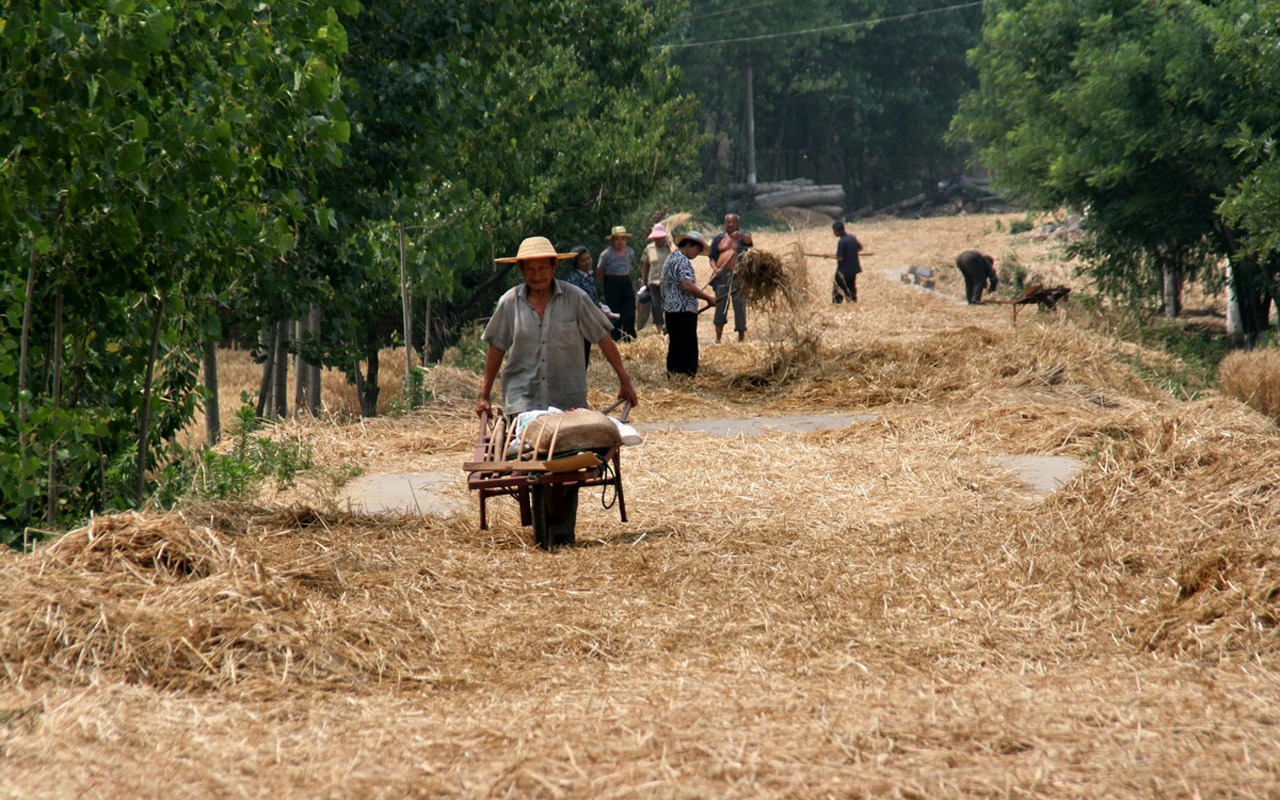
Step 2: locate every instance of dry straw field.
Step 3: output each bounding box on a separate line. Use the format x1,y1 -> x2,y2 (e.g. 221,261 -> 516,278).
3,213 -> 1280,798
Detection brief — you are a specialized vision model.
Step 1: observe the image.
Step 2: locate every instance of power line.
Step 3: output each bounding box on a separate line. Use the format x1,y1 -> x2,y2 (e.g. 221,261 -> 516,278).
681,0 -> 795,24
659,1 -> 983,51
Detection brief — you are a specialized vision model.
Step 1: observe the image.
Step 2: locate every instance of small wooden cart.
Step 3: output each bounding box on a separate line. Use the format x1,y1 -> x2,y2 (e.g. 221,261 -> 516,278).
463,404 -> 630,549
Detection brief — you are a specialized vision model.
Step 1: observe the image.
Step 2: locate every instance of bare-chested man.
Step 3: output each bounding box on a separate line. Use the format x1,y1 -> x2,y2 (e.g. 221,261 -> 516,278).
707,213 -> 753,343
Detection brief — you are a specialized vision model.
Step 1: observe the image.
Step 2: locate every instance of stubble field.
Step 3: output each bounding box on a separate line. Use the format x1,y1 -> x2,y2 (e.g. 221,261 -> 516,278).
2,213 -> 1278,799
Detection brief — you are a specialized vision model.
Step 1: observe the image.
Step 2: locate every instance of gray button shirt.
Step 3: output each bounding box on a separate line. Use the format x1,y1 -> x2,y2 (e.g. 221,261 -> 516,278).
482,280 -> 614,414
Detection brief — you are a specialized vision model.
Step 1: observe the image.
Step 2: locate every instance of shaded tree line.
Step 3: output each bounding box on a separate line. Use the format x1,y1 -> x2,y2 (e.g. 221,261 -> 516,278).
950,0 -> 1280,337
667,0 -> 985,212
1,0 -> 698,538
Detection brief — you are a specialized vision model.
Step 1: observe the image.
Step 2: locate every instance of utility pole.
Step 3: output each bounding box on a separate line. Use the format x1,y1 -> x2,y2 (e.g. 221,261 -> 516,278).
745,47 -> 757,190
399,223 -> 415,402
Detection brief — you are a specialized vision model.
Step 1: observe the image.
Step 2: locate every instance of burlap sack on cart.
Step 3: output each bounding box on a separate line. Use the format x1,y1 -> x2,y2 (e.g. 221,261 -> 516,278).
522,409 -> 622,457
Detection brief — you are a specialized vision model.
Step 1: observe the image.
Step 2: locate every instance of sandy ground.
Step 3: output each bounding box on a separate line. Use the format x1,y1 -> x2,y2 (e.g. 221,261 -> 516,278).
2,213 -> 1278,799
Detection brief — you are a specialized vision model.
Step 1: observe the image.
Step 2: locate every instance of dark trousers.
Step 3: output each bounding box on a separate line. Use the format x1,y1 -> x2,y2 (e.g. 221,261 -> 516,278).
833,268 -> 859,303
711,271 -> 747,332
959,268 -> 993,304
603,275 -> 636,341
665,311 -> 699,376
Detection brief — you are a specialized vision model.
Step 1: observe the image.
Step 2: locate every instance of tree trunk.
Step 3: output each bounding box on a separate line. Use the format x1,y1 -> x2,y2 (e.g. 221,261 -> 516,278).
293,318 -> 306,414
877,192 -> 929,216
307,305 -> 321,415
273,319 -> 289,418
399,223 -> 415,405
359,346 -> 380,418
1162,261 -> 1182,319
46,288 -> 63,525
255,325 -> 276,418
753,186 -> 847,209
1225,260 -> 1243,347
17,248 -> 35,500
422,295 -> 432,366
135,293 -> 167,504
203,339 -> 221,446
745,50 -> 756,188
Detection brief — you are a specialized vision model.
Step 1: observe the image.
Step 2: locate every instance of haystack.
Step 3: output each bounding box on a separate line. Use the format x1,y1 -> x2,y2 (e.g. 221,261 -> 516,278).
734,248 -> 799,309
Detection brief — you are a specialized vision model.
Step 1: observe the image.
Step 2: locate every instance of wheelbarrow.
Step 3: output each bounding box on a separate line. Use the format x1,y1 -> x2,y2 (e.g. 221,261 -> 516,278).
462,402 -> 631,549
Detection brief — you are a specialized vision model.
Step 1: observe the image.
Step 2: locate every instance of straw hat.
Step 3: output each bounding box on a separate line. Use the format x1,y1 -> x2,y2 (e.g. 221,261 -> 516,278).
495,236 -> 572,263
647,223 -> 669,241
676,231 -> 707,250
606,225 -> 631,239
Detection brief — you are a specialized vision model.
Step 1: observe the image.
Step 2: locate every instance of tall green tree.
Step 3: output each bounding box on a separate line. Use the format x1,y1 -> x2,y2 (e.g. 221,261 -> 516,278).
951,0 -> 1279,321
0,0 -> 349,537
668,0 -> 983,209
289,0 -> 698,416
1215,1 -> 1280,248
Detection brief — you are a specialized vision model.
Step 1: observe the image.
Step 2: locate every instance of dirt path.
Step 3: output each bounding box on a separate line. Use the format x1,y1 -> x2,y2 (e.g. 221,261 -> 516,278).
4,214 -> 1278,799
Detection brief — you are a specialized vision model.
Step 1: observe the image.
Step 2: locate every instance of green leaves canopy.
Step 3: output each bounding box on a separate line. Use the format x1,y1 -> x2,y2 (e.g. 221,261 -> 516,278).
951,0 -> 1280,309
668,0 -> 984,207
0,0 -> 349,535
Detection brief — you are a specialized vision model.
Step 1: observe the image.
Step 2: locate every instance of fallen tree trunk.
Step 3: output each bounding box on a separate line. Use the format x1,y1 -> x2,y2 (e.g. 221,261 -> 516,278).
755,185 -> 846,209
875,193 -> 928,216
728,178 -> 814,195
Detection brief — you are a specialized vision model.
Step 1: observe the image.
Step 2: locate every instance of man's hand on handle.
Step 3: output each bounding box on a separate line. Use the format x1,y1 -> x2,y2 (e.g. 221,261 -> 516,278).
617,380 -> 639,410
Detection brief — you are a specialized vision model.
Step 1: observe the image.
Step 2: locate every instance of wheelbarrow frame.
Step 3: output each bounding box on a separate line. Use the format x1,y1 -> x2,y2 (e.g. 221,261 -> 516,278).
465,404 -> 630,533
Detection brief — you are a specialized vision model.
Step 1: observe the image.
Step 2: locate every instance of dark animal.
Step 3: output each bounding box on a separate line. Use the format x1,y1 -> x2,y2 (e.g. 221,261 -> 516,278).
955,250 -> 998,304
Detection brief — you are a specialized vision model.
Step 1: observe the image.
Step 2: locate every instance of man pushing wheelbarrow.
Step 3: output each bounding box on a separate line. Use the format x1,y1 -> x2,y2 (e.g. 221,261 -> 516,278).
468,236 -> 640,549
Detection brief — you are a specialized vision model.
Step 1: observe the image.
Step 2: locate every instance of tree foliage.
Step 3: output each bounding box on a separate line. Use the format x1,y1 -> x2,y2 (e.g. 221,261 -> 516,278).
951,0 -> 1280,320
0,0 -> 350,538
668,0 -> 984,208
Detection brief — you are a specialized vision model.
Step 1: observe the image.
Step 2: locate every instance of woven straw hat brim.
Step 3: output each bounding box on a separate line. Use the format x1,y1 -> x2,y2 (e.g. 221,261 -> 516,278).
495,236 -> 574,263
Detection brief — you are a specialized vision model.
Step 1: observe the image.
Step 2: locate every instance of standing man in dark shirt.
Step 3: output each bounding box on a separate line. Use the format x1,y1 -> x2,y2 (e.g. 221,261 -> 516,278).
708,213 -> 752,343
823,220 -> 863,303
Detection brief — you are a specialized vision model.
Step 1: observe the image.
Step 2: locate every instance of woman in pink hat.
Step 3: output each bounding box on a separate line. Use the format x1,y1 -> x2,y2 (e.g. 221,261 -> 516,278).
639,223 -> 673,334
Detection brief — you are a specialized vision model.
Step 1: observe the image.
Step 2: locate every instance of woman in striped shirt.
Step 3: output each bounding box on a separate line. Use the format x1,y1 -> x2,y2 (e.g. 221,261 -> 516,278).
661,232 -> 718,377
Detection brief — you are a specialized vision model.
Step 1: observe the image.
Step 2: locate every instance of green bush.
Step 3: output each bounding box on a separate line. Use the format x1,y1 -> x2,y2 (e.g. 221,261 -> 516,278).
154,405 -> 315,505
440,323 -> 490,374
998,253 -> 1028,295
1008,215 -> 1034,235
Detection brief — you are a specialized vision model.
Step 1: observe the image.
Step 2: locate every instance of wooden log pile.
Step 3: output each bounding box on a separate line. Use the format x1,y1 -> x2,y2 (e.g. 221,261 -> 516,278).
727,179 -> 846,221
882,175 -> 1009,218
723,175 -> 1009,222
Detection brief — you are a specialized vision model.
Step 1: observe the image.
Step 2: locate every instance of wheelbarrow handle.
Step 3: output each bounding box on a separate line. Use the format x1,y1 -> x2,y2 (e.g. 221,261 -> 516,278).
601,398 -> 633,422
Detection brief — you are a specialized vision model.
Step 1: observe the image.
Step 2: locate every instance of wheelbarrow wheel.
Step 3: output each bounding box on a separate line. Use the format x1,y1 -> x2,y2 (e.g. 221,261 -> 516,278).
531,484 -> 579,549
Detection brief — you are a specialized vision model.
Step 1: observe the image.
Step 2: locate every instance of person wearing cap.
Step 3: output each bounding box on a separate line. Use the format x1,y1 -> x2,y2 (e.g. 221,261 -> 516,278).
638,223 -> 673,334
596,225 -> 638,341
708,213 -> 753,343
661,232 -> 719,377
476,236 -> 638,418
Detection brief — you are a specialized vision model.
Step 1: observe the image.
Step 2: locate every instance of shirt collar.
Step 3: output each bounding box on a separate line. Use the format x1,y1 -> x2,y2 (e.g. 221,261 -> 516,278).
515,279 -> 563,301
